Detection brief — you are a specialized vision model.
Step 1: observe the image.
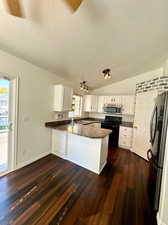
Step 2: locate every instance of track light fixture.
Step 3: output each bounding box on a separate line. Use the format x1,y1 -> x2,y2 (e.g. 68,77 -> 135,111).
80,81 -> 89,92
102,68 -> 111,79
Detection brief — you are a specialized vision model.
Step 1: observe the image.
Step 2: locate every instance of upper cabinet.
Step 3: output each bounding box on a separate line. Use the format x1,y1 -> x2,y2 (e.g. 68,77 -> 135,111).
85,94 -> 135,115
84,95 -> 98,112
105,96 -> 122,106
98,96 -> 122,112
98,96 -> 106,113
121,96 -> 135,115
53,85 -> 73,112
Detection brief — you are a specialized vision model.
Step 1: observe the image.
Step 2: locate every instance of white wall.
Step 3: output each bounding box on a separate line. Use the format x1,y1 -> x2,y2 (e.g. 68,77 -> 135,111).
91,68 -> 163,95
0,49 -> 73,167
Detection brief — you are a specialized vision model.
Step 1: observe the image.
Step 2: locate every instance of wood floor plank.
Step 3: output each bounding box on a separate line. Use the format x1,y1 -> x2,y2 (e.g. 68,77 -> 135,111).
0,149 -> 157,225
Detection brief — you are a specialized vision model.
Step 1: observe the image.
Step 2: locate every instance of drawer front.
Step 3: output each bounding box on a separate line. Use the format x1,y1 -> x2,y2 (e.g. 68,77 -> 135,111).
119,127 -> 133,148
119,133 -> 132,140
120,126 -> 133,136
119,138 -> 132,148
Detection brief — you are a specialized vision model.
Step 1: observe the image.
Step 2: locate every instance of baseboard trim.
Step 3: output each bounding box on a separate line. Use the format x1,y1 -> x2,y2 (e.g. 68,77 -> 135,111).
16,152 -> 51,170
99,161 -> 107,174
52,152 -> 67,160
157,213 -> 167,225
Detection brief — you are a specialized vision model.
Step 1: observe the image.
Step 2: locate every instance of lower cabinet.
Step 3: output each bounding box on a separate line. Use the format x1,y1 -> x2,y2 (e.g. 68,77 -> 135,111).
67,133 -> 109,174
51,128 -> 109,174
52,129 -> 68,158
119,126 -> 133,149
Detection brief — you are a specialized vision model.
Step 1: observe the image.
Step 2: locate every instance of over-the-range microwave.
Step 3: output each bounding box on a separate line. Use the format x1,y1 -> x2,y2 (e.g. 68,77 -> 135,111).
103,105 -> 122,114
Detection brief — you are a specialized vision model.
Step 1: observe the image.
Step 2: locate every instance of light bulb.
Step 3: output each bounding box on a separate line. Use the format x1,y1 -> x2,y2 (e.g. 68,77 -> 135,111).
104,75 -> 108,79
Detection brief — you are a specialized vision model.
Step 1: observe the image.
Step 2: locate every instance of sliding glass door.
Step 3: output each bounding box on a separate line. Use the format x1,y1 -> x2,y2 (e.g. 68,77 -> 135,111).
0,79 -> 9,174
0,76 -> 18,175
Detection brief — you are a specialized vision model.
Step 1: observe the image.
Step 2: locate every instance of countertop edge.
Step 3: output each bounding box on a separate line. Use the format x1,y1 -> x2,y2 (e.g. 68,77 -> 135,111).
46,124 -> 112,139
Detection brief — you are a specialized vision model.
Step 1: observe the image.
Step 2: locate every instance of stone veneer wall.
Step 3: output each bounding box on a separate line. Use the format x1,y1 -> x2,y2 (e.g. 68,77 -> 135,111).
136,76 -> 168,94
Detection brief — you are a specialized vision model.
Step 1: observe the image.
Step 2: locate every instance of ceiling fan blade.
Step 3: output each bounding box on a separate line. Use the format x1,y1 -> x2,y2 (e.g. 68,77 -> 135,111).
64,0 -> 83,11
5,0 -> 24,17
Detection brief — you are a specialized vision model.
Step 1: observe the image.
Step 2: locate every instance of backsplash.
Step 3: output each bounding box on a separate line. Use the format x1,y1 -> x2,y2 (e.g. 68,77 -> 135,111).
89,113 -> 134,123
136,76 -> 168,94
53,111 -> 89,121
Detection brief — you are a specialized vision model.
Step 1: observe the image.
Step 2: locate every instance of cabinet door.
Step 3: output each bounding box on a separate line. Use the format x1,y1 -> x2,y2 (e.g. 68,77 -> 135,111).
119,126 -> 133,149
105,96 -> 122,105
122,96 -> 135,115
52,130 -> 68,157
84,95 -> 98,112
53,85 -> 64,111
98,96 -> 105,113
63,87 -> 73,111
113,96 -> 122,105
104,96 -> 111,105
53,85 -> 73,112
84,95 -> 92,112
91,96 -> 98,112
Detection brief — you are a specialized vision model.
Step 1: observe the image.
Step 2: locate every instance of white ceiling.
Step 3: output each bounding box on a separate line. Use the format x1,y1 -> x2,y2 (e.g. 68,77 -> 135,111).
0,0 -> 168,90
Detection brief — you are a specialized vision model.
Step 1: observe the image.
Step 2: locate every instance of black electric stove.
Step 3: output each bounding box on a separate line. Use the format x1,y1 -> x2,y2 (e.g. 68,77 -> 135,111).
101,116 -> 122,147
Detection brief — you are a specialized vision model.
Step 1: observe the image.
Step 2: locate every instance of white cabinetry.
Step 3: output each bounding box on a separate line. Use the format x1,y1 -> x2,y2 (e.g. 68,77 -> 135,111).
53,84 -> 73,112
84,94 -> 135,115
98,96 -> 122,112
121,96 -> 135,115
84,95 -> 98,112
109,96 -> 122,105
98,96 -> 106,113
104,96 -> 122,106
119,126 -> 133,149
67,133 -> 109,174
52,129 -> 68,158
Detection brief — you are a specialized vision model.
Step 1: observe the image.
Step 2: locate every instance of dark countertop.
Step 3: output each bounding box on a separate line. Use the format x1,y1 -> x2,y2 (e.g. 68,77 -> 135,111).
45,117 -> 104,128
45,118 -> 133,129
49,124 -> 112,139
120,122 -> 134,128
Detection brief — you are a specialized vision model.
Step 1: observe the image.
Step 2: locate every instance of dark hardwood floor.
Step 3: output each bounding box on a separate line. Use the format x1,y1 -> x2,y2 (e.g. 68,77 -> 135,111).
0,148 -> 157,225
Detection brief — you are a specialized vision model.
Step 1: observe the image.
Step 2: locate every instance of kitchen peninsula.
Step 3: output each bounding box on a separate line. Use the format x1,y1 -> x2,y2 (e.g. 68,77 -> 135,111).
45,121 -> 112,174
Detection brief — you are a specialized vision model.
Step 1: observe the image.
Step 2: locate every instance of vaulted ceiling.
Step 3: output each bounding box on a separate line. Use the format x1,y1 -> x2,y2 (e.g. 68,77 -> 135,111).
0,0 -> 168,89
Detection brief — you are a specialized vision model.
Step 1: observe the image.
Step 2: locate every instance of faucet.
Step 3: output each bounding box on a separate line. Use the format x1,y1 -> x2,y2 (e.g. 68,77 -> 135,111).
71,117 -> 74,126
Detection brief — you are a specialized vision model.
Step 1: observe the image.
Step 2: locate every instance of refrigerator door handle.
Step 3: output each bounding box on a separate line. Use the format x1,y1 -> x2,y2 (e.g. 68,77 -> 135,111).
150,105 -> 158,144
147,149 -> 153,160
147,149 -> 162,169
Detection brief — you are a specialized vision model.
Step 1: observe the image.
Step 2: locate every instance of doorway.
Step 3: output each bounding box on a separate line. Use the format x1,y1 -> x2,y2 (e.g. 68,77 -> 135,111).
0,76 -> 18,175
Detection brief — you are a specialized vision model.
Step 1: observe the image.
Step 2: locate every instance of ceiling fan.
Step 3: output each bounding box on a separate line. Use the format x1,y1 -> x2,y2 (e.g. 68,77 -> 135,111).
3,0 -> 83,18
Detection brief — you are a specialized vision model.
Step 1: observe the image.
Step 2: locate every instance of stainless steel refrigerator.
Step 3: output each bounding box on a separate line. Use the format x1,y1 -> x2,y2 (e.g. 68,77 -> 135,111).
147,91 -> 168,211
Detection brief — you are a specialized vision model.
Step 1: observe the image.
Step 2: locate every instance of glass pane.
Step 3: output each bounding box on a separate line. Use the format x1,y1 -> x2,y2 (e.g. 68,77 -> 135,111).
69,95 -> 82,117
0,79 -> 9,173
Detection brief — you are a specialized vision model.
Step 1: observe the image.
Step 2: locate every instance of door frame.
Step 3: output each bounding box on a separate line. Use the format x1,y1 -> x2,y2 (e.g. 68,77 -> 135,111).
0,74 -> 19,176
